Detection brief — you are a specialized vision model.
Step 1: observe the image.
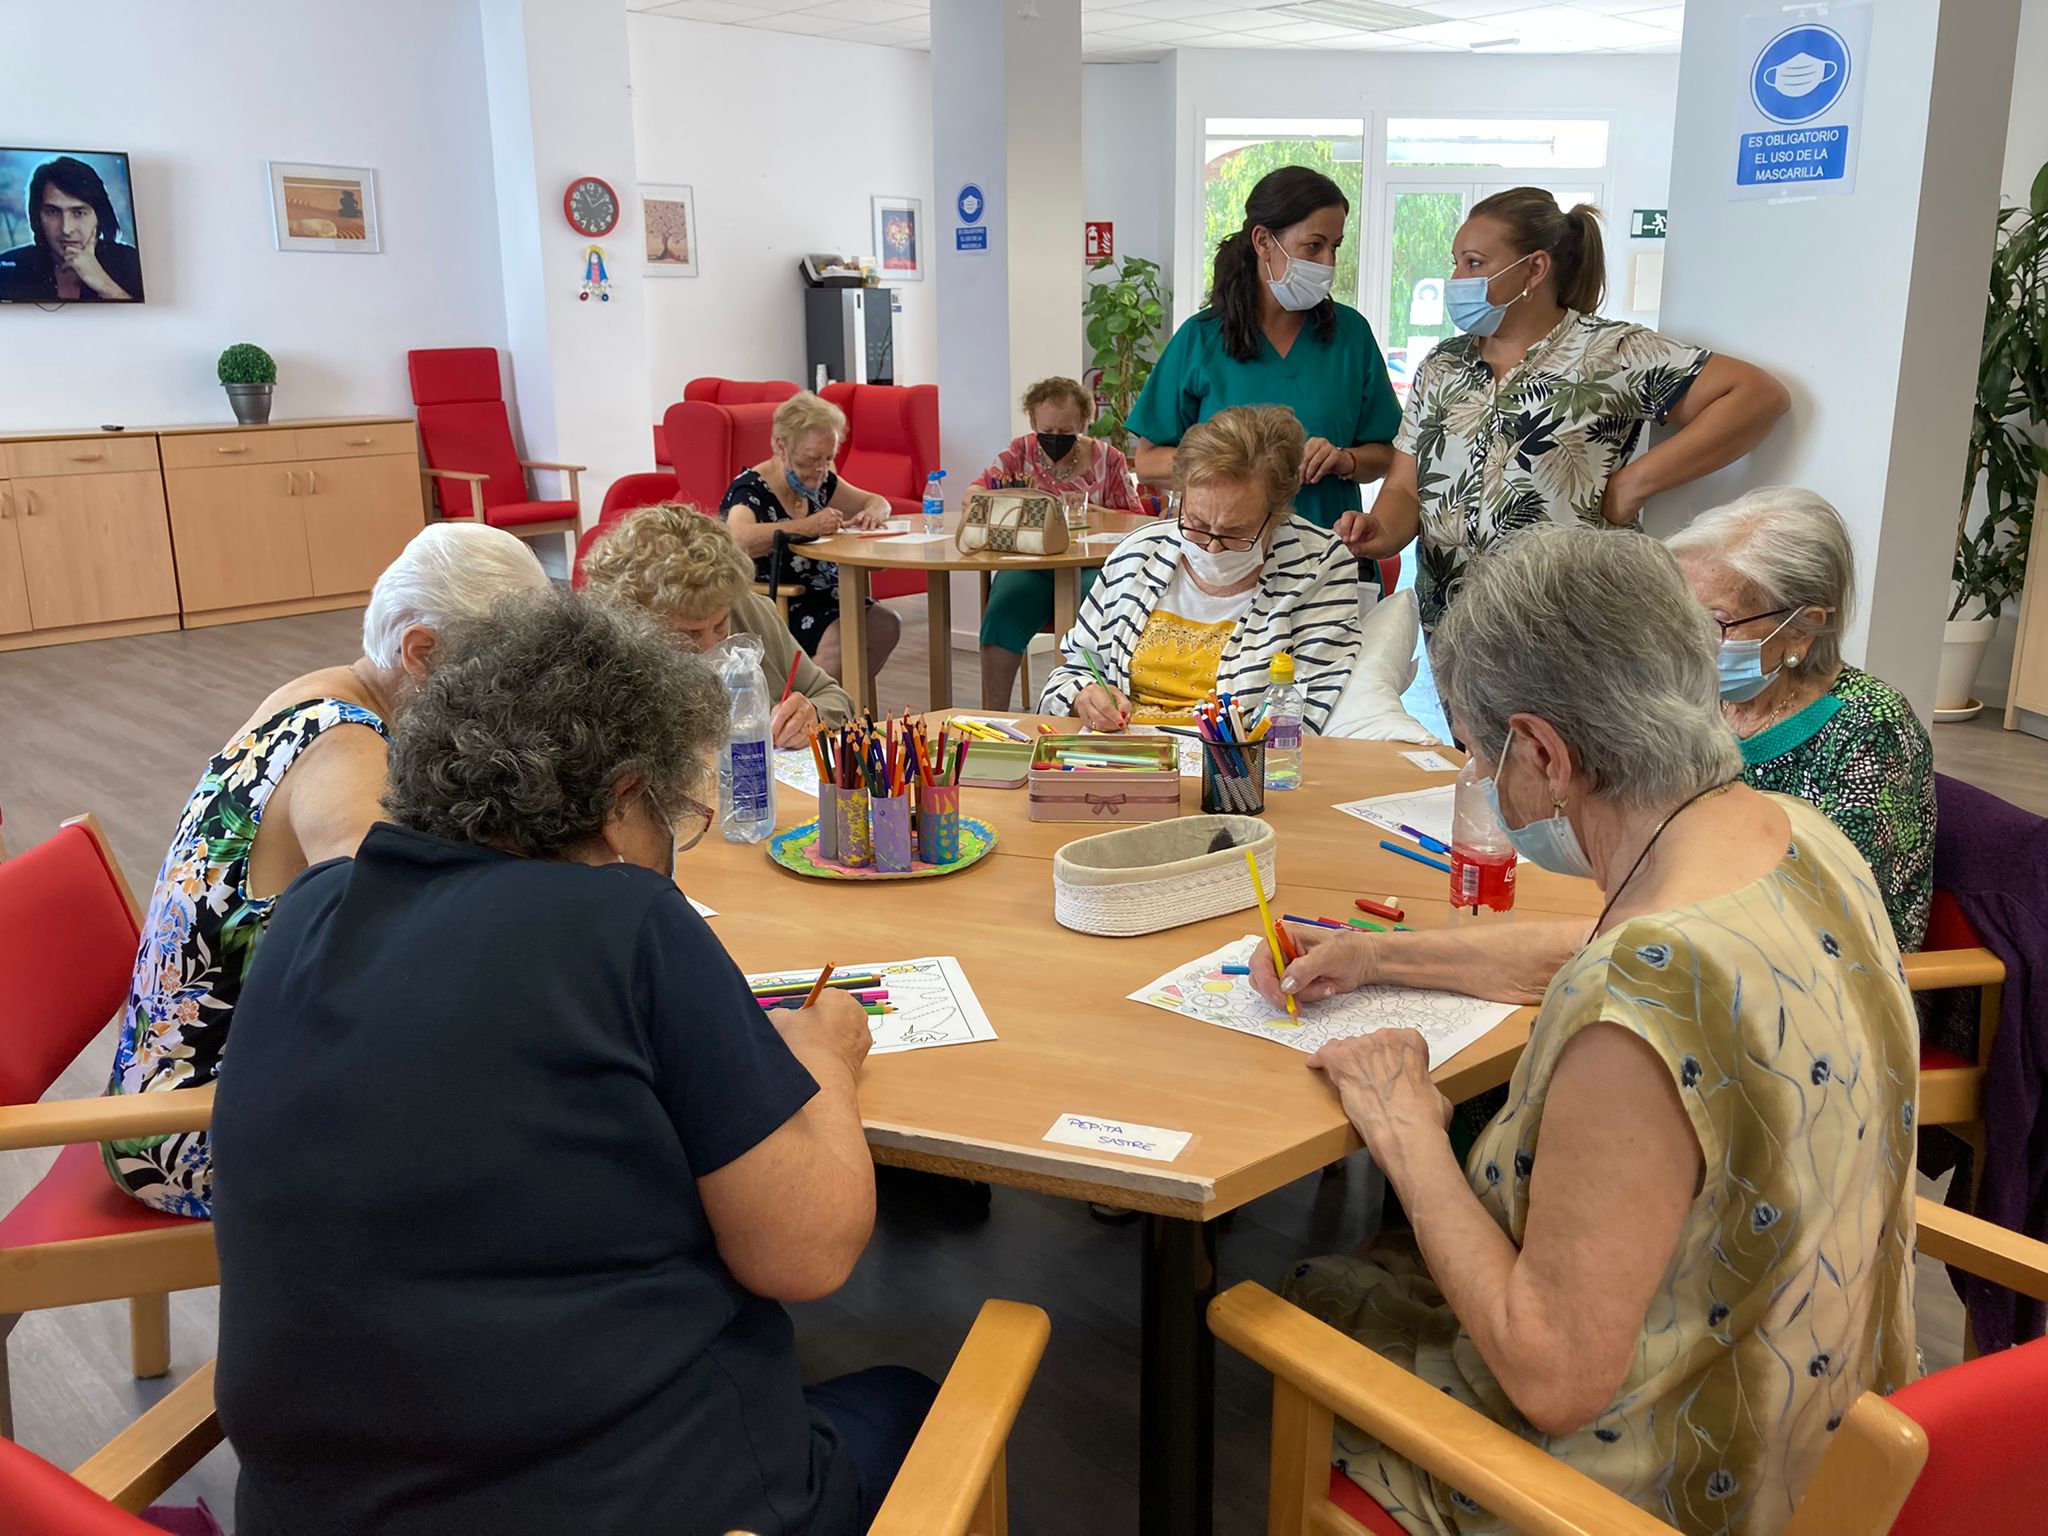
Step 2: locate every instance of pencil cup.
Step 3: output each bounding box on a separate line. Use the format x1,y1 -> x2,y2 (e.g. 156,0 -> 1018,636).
917,785 -> 962,865
872,793 -> 913,873
835,788 -> 873,868
816,786 -> 842,864
1199,740 -> 1267,816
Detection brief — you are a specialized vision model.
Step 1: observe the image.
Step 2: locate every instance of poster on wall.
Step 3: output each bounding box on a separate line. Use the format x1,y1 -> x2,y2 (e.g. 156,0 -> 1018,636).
1730,3 -> 1871,200
267,162 -> 381,253
871,195 -> 923,282
642,183 -> 698,277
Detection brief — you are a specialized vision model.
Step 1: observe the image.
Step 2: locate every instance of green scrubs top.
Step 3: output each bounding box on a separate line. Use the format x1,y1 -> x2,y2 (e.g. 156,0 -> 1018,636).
1126,303 -> 1402,529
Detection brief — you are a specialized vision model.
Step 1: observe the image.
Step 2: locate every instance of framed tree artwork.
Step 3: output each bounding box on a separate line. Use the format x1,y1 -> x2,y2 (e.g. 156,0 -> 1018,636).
642,183 -> 698,277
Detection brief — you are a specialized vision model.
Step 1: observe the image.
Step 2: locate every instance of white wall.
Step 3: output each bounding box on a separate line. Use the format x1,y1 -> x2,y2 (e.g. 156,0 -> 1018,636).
1084,60 -> 1174,275
629,16 -> 937,410
0,0 -> 507,431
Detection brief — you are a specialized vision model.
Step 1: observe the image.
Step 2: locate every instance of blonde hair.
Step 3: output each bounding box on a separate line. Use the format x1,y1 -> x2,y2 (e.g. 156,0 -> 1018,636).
771,390 -> 847,454
1020,376 -> 1094,422
1173,405 -> 1304,527
581,502 -> 754,624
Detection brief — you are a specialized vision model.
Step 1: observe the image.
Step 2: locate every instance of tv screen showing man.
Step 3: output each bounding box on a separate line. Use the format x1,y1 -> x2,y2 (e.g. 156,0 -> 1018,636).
0,151 -> 145,303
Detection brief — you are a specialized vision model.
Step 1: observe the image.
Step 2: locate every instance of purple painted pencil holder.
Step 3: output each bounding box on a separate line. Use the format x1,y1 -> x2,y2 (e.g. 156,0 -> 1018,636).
835,787 -> 873,868
872,793 -> 913,873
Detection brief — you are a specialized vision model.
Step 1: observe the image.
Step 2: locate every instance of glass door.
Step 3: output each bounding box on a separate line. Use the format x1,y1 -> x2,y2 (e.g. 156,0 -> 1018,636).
1379,184 -> 1469,400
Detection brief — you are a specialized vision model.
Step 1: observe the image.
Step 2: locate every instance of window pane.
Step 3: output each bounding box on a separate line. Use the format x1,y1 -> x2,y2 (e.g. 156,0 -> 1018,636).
1202,124 -> 1366,306
1384,190 -> 1465,399
1387,117 -> 1610,169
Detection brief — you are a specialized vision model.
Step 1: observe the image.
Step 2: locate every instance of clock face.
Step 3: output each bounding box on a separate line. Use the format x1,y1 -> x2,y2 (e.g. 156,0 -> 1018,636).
564,177 -> 620,237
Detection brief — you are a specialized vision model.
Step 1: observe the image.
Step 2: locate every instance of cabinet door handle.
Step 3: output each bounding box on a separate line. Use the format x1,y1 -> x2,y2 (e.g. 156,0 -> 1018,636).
0,490 -> 11,520
21,490 -> 35,516
305,469 -> 318,494
70,451 -> 105,463
344,437 -> 374,446
217,445 -> 250,455
284,471 -> 298,496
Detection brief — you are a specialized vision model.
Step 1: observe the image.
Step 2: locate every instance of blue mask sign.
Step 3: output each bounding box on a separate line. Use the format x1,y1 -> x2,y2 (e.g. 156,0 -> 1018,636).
1733,5 -> 1871,199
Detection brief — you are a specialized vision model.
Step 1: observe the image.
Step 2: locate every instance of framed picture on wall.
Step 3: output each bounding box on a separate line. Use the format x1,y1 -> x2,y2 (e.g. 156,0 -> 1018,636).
642,183 -> 697,277
267,162 -> 380,253
871,195 -> 923,282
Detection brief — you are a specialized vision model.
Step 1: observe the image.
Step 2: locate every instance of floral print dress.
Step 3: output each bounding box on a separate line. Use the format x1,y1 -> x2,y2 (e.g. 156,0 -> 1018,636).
104,698 -> 386,1216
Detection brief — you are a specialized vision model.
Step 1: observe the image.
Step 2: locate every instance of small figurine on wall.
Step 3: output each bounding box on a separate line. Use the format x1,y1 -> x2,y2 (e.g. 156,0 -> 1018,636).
580,245 -> 610,302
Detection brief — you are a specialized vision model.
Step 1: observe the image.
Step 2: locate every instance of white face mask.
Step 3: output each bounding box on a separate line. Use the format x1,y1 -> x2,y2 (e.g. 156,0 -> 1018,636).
1179,534 -> 1263,586
1262,241 -> 1336,312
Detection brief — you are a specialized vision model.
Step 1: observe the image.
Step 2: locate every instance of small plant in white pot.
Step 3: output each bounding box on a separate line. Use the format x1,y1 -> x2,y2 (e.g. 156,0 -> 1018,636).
1944,162 -> 2048,720
218,342 -> 277,426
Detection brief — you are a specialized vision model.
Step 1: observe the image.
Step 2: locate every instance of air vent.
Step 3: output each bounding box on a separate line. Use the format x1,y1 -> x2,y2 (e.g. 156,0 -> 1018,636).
1260,0 -> 1444,31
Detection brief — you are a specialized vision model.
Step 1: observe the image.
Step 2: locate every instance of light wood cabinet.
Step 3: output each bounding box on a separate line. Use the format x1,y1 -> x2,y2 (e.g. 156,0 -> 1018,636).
13,470 -> 179,631
0,484 -> 30,637
301,454 -> 424,597
163,462 -> 313,614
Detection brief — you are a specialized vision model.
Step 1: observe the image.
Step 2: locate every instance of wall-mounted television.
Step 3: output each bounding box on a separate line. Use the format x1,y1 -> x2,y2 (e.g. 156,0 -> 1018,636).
0,148 -> 145,304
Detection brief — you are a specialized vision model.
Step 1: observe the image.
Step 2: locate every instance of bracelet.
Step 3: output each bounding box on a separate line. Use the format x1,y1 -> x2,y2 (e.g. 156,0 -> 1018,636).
1339,448 -> 1357,479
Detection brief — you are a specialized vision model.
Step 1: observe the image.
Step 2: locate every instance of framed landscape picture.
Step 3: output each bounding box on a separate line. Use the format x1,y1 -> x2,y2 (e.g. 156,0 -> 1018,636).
268,162 -> 380,253
642,183 -> 697,277
871,194 -> 922,282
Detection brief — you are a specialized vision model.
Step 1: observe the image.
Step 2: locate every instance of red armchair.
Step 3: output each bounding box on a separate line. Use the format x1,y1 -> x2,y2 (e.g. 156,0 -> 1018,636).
822,383 -> 941,602
571,472 -> 684,588
407,348 -> 585,553
654,378 -> 800,468
656,379 -> 802,518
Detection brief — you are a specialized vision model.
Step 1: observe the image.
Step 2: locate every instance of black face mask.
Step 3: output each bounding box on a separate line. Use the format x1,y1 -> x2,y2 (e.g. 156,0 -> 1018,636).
1035,432 -> 1079,463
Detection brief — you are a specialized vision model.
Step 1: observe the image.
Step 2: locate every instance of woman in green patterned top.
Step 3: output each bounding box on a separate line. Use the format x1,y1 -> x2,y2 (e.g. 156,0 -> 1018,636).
1336,188 -> 1788,630
1257,526 -> 1918,1536
1668,487 -> 1935,950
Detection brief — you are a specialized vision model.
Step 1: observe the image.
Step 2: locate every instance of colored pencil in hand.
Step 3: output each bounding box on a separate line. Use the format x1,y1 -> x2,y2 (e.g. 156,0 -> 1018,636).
780,650 -> 803,706
799,964 -> 836,1009
1245,849 -> 1298,1020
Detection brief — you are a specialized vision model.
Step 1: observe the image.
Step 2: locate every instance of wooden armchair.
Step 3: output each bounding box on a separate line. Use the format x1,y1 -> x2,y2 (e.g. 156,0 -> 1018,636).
407,347 -> 584,559
1903,893 -> 2006,1196
1212,1196 -> 2048,1536
0,1359 -> 219,1530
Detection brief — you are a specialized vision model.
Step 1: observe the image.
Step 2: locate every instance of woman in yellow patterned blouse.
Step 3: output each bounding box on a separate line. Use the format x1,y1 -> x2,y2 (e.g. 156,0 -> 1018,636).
1255,525 -> 1918,1536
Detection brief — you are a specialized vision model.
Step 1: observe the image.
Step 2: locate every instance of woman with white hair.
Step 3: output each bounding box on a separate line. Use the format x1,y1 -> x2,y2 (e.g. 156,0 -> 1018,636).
1261,525 -> 1917,1534
1668,487 -> 1935,949
102,522 -> 549,1215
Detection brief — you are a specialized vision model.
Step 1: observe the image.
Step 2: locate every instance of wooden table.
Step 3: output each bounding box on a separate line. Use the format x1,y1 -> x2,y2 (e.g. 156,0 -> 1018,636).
804,510 -> 1154,714
685,722 -> 1602,1535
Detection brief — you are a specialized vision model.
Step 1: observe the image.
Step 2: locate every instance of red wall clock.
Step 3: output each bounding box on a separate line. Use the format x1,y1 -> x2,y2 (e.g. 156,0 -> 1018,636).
563,176 -> 620,238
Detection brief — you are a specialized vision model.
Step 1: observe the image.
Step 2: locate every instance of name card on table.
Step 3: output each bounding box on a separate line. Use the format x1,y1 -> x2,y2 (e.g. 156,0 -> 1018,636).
1044,1113 -> 1191,1163
1399,750 -> 1458,772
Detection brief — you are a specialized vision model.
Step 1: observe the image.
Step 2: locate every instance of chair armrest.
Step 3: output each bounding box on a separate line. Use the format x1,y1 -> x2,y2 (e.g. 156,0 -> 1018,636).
0,1084 -> 215,1153
1209,1282 -> 1675,1536
1916,1195 -> 2048,1300
72,1359 -> 221,1513
419,467 -> 488,482
1902,947 -> 2005,990
869,1299 -> 1050,1536
519,460 -> 588,473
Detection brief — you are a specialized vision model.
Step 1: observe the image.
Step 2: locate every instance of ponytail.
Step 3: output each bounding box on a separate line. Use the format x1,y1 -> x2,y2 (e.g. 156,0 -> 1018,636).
1208,165 -> 1348,363
1468,188 -> 1607,315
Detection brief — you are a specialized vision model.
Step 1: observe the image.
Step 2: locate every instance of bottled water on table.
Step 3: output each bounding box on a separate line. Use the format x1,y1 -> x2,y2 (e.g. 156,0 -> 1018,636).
922,470 -> 947,535
713,636 -> 777,844
1261,653 -> 1304,790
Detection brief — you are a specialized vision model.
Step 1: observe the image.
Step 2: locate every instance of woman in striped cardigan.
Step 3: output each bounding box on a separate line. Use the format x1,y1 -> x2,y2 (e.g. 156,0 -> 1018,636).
1039,405 -> 1362,733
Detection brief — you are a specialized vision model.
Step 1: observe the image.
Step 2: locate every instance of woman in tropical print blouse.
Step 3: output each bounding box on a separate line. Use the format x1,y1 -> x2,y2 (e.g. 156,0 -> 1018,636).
1336,188 -> 1788,631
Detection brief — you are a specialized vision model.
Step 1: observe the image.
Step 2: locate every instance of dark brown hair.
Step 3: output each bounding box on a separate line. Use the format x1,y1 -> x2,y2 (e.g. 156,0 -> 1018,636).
1208,166 -> 1347,363
1020,376 -> 1093,422
1467,187 -> 1607,314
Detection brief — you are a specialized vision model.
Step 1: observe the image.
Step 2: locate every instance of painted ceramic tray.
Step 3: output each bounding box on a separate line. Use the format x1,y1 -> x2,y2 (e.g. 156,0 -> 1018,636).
768,816 -> 999,881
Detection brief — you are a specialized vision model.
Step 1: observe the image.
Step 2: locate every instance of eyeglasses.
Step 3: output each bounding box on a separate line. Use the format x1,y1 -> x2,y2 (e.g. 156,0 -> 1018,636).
1175,515 -> 1261,553
671,793 -> 716,854
1711,606 -> 1795,641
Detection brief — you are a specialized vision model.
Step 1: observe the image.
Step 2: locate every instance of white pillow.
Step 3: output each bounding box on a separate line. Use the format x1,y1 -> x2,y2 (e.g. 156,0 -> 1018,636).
1319,588 -> 1439,743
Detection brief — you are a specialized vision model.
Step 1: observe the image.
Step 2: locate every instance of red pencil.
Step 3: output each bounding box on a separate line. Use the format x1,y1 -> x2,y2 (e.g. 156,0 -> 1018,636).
779,650 -> 802,706
1355,897 -> 1405,923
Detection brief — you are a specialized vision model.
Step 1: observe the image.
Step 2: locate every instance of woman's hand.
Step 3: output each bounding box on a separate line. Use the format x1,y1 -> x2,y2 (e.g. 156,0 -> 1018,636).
1249,923 -> 1375,1009
1309,1029 -> 1453,1173
851,498 -> 891,530
1333,509 -> 1397,560
770,691 -> 820,749
1598,463 -> 1648,527
797,507 -> 845,538
1073,682 -> 1131,732
1301,436 -> 1347,484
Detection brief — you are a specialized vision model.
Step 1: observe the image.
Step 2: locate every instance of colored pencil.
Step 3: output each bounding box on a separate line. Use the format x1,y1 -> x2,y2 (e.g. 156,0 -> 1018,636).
1354,897 -> 1406,922
780,650 -> 803,705
1246,849 -> 1298,1020
799,963 -> 836,1009
1282,913 -> 1346,930
1220,964 -> 1252,976
1380,839 -> 1452,874
1347,916 -> 1386,932
750,972 -> 882,998
1396,824 -> 1450,855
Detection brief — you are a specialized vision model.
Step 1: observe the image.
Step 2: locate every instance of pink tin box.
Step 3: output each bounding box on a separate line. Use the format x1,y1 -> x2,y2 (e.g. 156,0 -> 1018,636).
1026,735 -> 1183,823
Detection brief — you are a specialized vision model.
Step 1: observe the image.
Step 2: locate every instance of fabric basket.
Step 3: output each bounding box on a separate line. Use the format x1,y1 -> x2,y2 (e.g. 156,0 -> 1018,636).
1052,815 -> 1277,937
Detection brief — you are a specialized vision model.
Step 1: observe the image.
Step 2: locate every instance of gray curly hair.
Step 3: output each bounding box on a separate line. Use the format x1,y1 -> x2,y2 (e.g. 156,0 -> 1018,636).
383,590 -> 728,859
1433,525 -> 1740,811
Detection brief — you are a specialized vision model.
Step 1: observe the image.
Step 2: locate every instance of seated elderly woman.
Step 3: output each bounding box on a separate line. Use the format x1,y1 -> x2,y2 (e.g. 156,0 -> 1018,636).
102,523 -> 549,1216
975,374 -> 1142,708
1262,525 -> 1917,1534
720,388 -> 902,682
1039,404 -> 1362,732
211,591 -> 934,1536
583,501 -> 853,748
1668,486 -> 1935,950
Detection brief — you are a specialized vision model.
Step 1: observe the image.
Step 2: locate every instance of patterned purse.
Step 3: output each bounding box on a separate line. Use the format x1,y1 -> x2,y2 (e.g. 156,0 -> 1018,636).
955,488 -> 1072,557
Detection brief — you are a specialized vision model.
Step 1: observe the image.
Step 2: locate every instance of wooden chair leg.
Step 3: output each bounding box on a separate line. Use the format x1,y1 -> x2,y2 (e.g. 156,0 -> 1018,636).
1270,1376 -> 1335,1536
970,1444 -> 1008,1536
0,1312 -> 18,1440
130,1293 -> 171,1380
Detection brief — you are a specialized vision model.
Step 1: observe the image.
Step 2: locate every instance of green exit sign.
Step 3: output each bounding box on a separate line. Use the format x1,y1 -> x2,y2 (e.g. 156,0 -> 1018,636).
1631,208 -> 1668,239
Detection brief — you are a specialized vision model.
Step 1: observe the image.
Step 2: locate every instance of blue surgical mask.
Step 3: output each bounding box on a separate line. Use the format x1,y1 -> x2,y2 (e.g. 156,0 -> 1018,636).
785,467 -> 828,510
1479,728 -> 1595,879
1717,611 -> 1801,702
1445,251 -> 1535,338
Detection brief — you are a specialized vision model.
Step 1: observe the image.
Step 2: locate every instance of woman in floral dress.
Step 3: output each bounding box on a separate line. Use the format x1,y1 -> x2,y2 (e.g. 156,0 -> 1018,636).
103,524 -> 548,1215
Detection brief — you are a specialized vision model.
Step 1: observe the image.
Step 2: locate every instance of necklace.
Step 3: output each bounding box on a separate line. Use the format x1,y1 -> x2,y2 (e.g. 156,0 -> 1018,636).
1591,781 -> 1734,933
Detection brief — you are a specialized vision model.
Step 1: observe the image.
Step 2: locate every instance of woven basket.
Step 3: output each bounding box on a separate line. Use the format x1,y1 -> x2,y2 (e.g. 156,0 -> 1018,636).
1052,815 -> 1277,937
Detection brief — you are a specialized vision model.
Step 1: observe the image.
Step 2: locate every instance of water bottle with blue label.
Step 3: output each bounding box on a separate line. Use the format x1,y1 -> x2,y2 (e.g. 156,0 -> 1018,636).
713,635 -> 777,843
922,469 -> 947,535
1262,652 -> 1304,790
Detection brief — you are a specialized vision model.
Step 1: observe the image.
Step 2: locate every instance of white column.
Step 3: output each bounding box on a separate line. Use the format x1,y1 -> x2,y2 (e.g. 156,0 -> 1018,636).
480,0 -> 653,553
1653,0 -> 2021,717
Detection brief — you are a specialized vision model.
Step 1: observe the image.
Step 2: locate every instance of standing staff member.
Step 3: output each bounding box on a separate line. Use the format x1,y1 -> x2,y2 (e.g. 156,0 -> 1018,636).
1127,166 -> 1400,534
1337,187 -> 1789,631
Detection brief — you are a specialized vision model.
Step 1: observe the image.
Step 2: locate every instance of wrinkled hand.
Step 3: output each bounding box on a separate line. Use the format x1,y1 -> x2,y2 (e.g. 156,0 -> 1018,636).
1074,682 -> 1131,732
1301,437 -> 1350,484
1599,465 -> 1648,527
851,500 -> 891,530
1249,923 -> 1375,1009
1309,1029 -> 1453,1169
800,507 -> 845,537
770,691 -> 820,750
771,986 -> 872,1079
1333,509 -> 1395,560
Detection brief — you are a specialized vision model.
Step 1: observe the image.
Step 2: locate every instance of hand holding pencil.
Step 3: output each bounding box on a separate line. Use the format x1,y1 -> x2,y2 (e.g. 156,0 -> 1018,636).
1246,921 -> 1377,1009
767,974 -> 872,1077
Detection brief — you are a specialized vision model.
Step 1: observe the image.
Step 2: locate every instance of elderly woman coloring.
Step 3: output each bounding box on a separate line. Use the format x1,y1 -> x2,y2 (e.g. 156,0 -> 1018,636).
1038,404 -> 1361,732
1261,525 -> 1917,1534
1669,486 -> 1934,950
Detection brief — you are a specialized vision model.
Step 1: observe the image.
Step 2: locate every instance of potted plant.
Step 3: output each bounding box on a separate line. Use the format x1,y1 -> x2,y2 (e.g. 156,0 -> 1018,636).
1945,162 -> 2048,718
1083,255 -> 1170,455
217,342 -> 278,426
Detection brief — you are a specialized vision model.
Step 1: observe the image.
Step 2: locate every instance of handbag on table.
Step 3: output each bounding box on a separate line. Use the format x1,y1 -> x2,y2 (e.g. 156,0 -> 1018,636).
955,487 -> 1072,557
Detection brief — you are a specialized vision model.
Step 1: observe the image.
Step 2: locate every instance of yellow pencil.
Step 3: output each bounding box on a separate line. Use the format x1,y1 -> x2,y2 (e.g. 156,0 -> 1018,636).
1244,848 -> 1298,1020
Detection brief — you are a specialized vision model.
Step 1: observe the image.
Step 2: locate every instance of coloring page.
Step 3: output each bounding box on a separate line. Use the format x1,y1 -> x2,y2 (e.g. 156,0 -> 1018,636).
747,956 -> 997,1055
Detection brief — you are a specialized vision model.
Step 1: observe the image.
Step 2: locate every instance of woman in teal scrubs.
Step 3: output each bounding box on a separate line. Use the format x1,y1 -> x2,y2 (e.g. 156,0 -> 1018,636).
1127,166 -> 1400,532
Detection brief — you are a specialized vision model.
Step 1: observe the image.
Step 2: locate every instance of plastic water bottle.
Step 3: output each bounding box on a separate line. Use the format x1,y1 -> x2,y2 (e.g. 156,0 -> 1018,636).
715,637 -> 778,844
1449,753 -> 1517,914
1262,653 -> 1304,790
922,470 -> 947,535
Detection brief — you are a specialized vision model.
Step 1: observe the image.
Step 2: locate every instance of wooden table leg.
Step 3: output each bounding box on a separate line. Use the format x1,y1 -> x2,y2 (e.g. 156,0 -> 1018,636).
927,571 -> 953,712
1052,568 -> 1080,643
1140,1214 -> 1216,1536
841,567 -> 873,715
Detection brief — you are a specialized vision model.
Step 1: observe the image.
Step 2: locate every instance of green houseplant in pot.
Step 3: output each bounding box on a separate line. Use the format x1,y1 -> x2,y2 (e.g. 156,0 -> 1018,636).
1944,161 -> 2048,717
1083,255 -> 1170,454
218,342 -> 278,426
